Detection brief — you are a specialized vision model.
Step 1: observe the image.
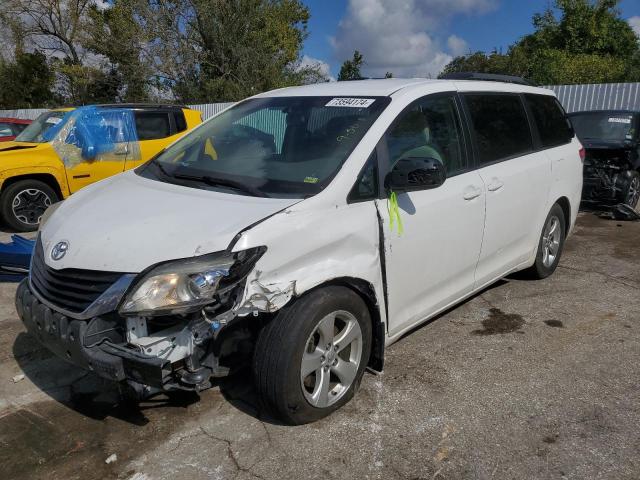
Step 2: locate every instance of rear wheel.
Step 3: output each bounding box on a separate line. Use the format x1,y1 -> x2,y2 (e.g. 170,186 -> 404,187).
253,286 -> 372,425
0,179 -> 58,232
524,203 -> 566,280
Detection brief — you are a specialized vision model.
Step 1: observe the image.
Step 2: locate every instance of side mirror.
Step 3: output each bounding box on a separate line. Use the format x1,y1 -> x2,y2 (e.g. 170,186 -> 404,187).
384,156 -> 446,193
76,123 -> 116,161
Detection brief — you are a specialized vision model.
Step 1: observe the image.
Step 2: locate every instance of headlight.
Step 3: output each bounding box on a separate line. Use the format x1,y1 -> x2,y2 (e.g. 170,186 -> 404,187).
119,248 -> 265,316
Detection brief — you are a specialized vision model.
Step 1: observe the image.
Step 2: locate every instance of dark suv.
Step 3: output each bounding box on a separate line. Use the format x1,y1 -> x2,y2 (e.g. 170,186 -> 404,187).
568,110 -> 640,210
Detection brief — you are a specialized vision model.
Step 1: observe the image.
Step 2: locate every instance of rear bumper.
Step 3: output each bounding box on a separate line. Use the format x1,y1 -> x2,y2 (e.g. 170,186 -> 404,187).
16,279 -> 170,387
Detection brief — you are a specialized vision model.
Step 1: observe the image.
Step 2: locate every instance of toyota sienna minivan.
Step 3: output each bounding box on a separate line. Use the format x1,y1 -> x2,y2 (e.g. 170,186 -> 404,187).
16,77 -> 583,424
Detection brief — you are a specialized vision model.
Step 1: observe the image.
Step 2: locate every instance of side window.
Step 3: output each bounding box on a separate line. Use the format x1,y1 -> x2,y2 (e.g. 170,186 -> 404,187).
0,123 -> 13,136
525,94 -> 573,148
464,94 -> 533,164
348,151 -> 378,202
134,112 -> 171,140
386,95 -> 466,177
174,111 -> 187,133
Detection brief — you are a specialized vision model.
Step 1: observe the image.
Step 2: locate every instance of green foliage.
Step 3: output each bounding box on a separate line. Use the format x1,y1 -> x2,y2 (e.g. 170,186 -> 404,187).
85,0 -> 151,102
153,0 -> 317,102
441,0 -> 640,84
56,62 -> 123,105
338,51 -> 364,81
0,0 -> 321,105
0,52 -> 55,108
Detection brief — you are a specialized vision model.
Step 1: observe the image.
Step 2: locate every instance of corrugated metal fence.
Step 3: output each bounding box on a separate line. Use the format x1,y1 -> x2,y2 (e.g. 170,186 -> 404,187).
545,83 -> 640,113
1,82 -> 639,120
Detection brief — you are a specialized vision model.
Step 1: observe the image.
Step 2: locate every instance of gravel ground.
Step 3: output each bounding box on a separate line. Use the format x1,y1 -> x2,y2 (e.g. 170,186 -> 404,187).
0,212 -> 638,480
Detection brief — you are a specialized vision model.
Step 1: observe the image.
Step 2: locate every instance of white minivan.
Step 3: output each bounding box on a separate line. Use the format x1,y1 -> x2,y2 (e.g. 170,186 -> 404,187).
17,77 -> 583,424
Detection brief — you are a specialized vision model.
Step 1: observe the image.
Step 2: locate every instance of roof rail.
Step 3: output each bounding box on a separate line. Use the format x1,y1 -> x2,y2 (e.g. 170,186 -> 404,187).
440,72 -> 534,86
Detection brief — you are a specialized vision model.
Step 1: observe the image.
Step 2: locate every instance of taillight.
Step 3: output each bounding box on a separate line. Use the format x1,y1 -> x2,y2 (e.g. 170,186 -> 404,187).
579,147 -> 585,163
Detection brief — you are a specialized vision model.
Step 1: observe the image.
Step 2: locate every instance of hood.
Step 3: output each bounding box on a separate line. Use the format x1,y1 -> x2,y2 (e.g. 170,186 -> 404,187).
41,171 -> 297,272
0,141 -> 41,152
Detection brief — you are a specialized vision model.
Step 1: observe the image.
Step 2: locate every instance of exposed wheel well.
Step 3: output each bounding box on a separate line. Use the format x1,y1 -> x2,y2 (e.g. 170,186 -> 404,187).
1,174 -> 64,200
555,196 -> 571,237
302,277 -> 385,372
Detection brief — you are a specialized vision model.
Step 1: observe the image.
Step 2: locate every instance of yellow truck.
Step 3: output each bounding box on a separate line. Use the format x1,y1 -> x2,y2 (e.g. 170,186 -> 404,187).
0,104 -> 202,231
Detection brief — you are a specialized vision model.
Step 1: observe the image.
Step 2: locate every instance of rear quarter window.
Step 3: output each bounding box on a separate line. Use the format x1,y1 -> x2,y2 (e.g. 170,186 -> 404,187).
174,111 -> 187,133
464,94 -> 533,164
525,94 -> 573,148
134,111 -> 172,140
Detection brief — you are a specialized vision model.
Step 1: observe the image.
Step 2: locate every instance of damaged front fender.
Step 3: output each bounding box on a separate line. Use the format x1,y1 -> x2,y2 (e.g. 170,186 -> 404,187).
230,199 -> 387,328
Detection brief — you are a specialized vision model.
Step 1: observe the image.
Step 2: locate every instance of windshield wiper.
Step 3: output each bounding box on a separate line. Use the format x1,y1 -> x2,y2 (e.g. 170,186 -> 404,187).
171,172 -> 268,198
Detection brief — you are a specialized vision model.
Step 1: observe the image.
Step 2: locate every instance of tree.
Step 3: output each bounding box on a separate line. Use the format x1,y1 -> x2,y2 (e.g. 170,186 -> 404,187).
440,0 -> 640,84
136,0 -> 317,103
0,51 -> 55,108
85,0 -> 152,101
0,0 -> 94,64
338,50 -> 364,81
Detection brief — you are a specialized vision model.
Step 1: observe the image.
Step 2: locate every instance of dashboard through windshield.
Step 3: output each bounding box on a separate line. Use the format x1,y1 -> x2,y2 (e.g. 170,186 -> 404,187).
138,96 -> 390,198
15,111 -> 69,143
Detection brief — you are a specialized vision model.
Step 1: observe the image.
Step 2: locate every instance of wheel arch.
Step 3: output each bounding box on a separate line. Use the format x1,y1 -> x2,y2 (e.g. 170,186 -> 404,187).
554,196 -> 572,237
292,276 -> 386,372
1,173 -> 65,200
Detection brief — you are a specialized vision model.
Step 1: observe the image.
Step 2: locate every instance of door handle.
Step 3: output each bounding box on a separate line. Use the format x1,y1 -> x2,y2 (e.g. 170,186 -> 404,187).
487,178 -> 504,192
463,186 -> 482,201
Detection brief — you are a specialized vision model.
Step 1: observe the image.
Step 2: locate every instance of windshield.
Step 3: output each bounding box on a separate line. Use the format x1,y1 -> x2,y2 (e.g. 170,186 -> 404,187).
139,96 -> 390,198
15,111 -> 70,143
570,112 -> 636,142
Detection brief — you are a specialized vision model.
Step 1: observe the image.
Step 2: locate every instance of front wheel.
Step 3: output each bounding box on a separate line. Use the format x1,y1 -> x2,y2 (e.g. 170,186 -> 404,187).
523,203 -> 566,280
0,179 -> 59,232
622,170 -> 640,210
253,286 -> 372,425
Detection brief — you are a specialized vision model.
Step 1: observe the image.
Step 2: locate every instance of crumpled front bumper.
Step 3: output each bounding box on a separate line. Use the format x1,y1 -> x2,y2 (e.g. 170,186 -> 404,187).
15,279 -> 171,388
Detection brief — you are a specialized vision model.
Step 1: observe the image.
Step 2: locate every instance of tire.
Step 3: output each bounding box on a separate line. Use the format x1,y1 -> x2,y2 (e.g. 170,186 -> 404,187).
0,179 -> 59,232
253,286 -> 372,425
523,203 -> 566,280
621,170 -> 640,210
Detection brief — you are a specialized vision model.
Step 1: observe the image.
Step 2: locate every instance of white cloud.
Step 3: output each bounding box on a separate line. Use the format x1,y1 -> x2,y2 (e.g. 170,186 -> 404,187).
298,54 -> 335,82
331,0 -> 497,78
629,16 -> 640,38
447,35 -> 469,56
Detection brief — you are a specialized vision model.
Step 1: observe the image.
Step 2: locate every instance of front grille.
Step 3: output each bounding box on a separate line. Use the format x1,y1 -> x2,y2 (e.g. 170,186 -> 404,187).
30,239 -> 125,314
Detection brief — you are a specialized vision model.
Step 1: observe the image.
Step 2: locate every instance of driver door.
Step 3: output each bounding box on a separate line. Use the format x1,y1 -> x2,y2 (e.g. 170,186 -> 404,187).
64,111 -> 131,193
375,93 -> 486,337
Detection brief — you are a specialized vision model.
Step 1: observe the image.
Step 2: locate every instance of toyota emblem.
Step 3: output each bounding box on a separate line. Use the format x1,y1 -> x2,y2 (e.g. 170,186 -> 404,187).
51,241 -> 69,261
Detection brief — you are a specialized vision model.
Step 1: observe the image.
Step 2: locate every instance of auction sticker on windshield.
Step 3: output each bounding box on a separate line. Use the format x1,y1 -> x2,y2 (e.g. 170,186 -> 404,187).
326,98 -> 376,108
608,117 -> 632,124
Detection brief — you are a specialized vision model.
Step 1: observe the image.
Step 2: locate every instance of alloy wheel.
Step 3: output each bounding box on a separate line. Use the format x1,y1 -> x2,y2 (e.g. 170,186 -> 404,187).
300,310 -> 363,408
542,215 -> 562,268
626,176 -> 640,209
12,188 -> 52,226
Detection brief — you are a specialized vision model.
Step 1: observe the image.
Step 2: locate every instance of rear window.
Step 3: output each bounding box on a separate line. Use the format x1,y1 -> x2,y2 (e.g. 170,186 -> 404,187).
525,94 -> 573,148
134,112 -> 171,140
464,94 -> 533,164
569,112 -> 636,143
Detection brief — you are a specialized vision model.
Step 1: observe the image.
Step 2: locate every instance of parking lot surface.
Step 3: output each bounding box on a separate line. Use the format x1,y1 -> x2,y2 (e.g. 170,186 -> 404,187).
0,213 -> 638,480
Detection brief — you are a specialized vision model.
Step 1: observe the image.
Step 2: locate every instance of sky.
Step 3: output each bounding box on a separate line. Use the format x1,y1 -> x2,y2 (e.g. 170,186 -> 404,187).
300,0 -> 640,80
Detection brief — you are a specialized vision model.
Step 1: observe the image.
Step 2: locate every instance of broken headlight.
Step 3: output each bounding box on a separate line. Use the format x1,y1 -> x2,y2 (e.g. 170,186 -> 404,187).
119,248 -> 265,316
